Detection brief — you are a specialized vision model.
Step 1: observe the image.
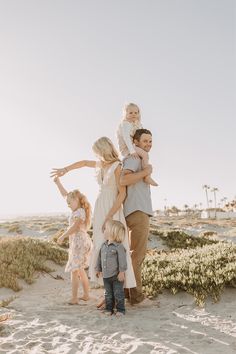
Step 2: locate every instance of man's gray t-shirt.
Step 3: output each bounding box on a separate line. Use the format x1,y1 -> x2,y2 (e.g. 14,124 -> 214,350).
122,157 -> 153,218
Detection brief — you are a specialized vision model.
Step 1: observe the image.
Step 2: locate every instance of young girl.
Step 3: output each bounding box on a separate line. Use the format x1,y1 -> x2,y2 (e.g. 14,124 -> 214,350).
95,220 -> 127,316
53,176 -> 93,305
117,102 -> 158,186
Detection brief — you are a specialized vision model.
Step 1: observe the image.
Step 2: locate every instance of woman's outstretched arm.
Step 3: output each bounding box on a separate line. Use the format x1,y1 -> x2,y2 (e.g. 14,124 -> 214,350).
50,160 -> 96,178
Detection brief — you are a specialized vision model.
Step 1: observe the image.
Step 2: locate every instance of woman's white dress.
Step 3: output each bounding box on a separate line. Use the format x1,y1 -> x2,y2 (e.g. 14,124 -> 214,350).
89,160 -> 136,288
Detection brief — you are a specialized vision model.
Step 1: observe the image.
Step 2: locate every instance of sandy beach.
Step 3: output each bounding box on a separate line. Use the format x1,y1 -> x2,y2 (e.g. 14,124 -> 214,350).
1,215 -> 236,354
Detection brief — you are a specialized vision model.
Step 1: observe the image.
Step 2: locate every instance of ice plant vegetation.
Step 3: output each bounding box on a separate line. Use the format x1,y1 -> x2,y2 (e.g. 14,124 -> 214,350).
142,242 -> 236,306
150,229 -> 217,249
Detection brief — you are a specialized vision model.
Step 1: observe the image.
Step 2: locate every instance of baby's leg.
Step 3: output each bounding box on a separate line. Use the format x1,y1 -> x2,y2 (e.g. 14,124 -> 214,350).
134,146 -> 149,167
70,270 -> 80,304
134,146 -> 158,186
78,269 -> 90,301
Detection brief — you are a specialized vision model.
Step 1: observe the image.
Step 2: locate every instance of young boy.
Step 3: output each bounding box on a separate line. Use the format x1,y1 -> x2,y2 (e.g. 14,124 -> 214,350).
95,220 -> 127,316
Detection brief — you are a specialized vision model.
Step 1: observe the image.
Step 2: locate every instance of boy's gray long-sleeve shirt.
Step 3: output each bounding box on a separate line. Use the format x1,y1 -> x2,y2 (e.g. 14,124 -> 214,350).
95,241 -> 127,278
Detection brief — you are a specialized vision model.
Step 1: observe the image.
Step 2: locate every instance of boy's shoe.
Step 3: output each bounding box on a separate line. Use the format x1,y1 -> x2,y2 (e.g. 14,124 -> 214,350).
103,310 -> 113,316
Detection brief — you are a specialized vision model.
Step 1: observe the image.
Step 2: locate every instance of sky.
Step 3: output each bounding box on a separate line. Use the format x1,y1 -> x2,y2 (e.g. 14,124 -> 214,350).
0,0 -> 235,217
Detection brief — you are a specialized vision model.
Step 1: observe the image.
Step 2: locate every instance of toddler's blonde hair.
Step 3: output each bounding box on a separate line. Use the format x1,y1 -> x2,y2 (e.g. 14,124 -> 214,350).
122,102 -> 141,122
67,190 -> 92,230
92,137 -> 120,164
106,220 -> 126,243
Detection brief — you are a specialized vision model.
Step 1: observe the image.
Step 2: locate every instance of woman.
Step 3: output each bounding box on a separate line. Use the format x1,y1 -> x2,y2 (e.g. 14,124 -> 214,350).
51,137 -> 136,297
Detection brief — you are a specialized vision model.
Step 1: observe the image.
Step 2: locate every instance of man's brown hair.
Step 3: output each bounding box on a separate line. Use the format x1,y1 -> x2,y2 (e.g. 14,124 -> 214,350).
133,129 -> 152,142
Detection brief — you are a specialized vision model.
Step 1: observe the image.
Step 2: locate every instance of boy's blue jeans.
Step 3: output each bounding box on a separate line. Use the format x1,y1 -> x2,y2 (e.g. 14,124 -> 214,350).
103,275 -> 125,314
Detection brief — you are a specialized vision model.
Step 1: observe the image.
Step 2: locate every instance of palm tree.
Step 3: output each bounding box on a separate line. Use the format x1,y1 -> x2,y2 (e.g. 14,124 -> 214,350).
164,198 -> 167,214
184,204 -> 189,215
211,187 -> 219,218
209,199 -> 213,208
202,185 -> 210,216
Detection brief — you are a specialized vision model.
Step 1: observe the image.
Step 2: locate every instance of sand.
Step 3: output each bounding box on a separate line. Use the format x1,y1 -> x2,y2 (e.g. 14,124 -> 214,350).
0,264 -> 236,353
0,215 -> 236,353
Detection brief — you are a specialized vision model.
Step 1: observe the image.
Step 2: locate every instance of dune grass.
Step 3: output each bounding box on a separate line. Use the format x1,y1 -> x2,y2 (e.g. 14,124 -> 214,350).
0,237 -> 67,291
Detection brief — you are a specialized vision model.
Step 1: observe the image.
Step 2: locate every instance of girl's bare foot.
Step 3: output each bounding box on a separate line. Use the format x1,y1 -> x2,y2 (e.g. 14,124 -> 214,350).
79,295 -> 90,301
144,176 -> 158,186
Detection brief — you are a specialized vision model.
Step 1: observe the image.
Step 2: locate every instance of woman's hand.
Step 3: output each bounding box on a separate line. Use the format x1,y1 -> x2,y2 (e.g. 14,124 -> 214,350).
102,216 -> 112,232
50,168 -> 68,178
96,271 -> 102,278
118,272 -> 125,282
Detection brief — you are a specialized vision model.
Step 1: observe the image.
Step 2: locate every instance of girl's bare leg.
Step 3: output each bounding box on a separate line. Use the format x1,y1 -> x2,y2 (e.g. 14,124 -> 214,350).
134,146 -> 158,186
69,270 -> 80,304
78,269 -> 90,301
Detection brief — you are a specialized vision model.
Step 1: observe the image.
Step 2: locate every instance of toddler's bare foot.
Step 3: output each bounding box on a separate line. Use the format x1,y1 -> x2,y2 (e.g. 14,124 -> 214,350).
144,176 -> 158,186
79,295 -> 90,301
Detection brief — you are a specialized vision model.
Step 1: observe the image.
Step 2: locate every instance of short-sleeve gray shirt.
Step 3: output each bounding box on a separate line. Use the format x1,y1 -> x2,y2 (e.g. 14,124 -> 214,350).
122,157 -> 153,218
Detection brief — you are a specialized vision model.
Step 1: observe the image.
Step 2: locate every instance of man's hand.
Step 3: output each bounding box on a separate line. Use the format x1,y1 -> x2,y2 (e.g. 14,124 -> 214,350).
130,152 -> 139,159
118,272 -> 125,282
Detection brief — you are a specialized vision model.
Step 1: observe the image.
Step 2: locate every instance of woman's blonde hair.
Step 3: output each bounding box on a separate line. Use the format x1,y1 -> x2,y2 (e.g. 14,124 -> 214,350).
122,102 -> 141,122
105,220 -> 126,243
92,137 -> 120,164
67,190 -> 92,230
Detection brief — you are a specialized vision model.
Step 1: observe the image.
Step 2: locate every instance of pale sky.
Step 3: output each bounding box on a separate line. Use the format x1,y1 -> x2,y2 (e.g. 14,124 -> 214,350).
0,0 -> 235,217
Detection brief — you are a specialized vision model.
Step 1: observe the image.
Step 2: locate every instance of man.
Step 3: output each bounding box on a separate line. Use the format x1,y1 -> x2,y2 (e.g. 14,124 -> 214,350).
120,128 -> 154,304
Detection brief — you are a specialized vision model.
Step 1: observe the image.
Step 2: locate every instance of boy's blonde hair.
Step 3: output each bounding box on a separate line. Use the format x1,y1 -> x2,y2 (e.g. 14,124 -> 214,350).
92,137 -> 120,164
106,220 -> 126,243
67,190 -> 92,230
122,102 -> 141,122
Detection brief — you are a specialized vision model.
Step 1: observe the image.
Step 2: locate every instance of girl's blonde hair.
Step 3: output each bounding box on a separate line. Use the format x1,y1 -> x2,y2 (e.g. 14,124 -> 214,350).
67,190 -> 92,230
92,137 -> 120,164
105,220 -> 126,243
122,102 -> 141,122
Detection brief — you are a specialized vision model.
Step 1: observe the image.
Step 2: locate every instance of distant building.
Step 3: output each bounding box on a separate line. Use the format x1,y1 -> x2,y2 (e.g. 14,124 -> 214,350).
201,210 -> 236,219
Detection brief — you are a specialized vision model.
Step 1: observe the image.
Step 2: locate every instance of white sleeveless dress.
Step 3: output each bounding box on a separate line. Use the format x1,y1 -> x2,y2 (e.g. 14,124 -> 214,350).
89,160 -> 136,288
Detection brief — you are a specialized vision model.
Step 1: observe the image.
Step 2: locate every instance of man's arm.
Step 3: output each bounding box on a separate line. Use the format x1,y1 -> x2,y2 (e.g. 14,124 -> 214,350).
120,165 -> 152,186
